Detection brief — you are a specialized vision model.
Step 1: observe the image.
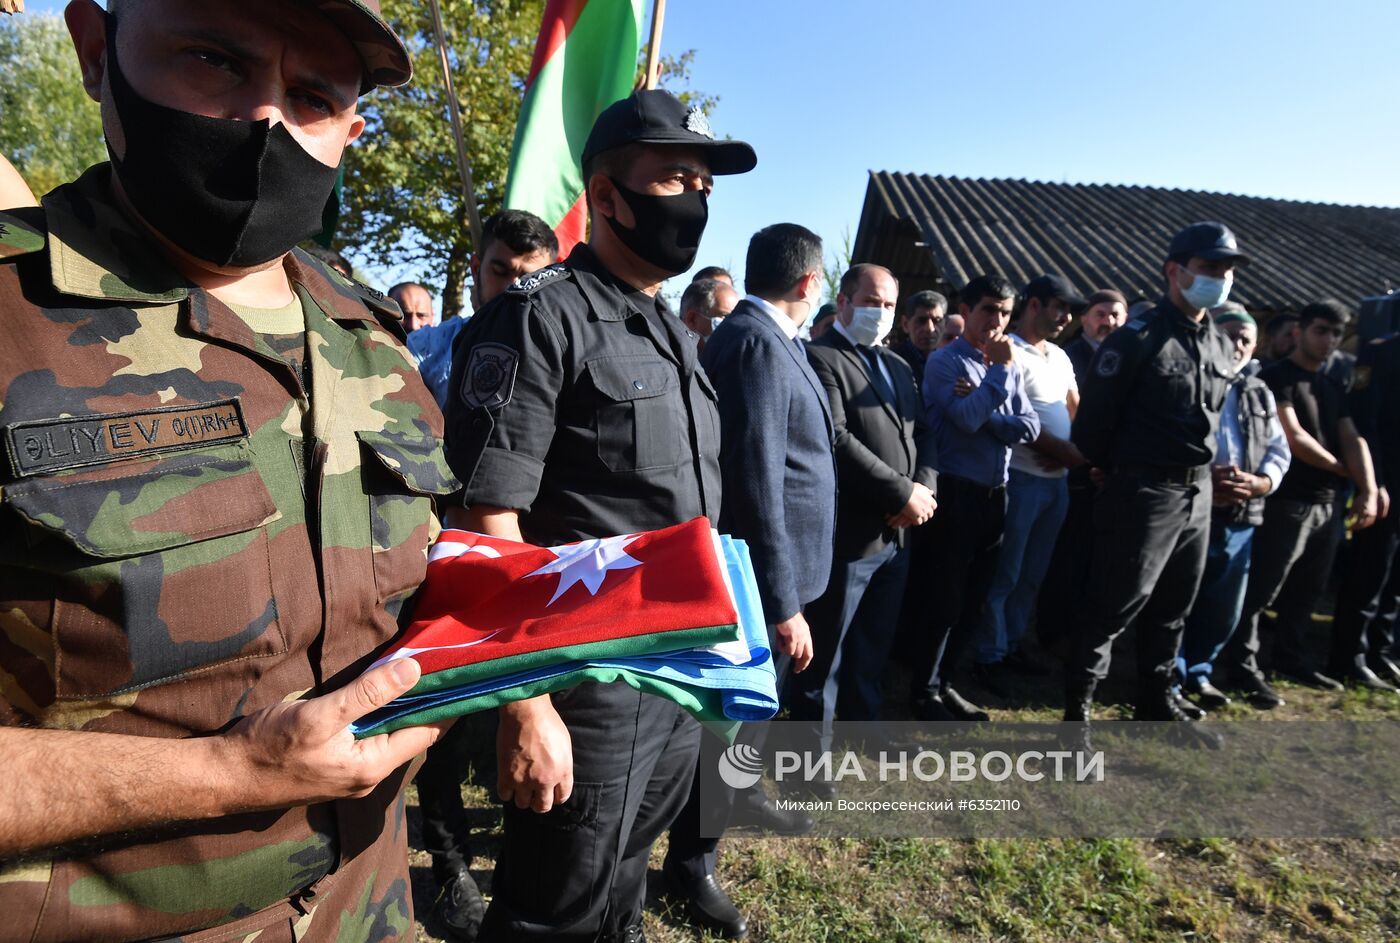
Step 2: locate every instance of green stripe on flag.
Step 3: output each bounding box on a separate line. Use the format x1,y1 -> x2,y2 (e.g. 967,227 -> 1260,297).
405,622 -> 740,696
503,0 -> 644,227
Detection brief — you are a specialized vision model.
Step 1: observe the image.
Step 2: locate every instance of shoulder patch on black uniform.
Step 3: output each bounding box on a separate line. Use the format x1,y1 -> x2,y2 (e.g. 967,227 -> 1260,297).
1096,349 -> 1123,377
508,264 -> 567,294
0,208 -> 47,261
460,342 -> 519,411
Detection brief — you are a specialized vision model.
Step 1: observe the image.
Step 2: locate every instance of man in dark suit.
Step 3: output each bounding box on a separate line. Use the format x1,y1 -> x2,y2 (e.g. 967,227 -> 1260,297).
798,264 -> 938,757
662,223 -> 837,939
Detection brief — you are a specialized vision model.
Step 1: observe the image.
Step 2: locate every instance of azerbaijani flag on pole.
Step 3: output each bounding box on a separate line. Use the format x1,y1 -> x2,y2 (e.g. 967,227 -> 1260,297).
502,0 -> 645,257
352,518 -> 779,741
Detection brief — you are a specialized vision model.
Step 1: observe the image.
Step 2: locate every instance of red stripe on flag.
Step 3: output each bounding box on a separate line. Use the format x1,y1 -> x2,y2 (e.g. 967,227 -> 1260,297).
525,0 -> 591,88
554,194 -> 588,259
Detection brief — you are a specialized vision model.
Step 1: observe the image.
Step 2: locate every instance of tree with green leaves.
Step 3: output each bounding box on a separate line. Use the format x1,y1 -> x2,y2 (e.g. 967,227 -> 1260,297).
341,0 -> 715,317
0,13 -> 106,198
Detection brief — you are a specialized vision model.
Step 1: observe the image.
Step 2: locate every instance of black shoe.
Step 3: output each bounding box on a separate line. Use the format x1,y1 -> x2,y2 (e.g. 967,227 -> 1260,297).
1062,680 -> 1095,723
1274,666 -> 1344,691
1372,655 -> 1400,686
971,661 -> 1015,699
1003,646 -> 1052,677
780,778 -> 836,802
1136,687 -> 1225,750
616,924 -> 646,943
1171,688 -> 1206,720
662,871 -> 748,940
1187,680 -> 1231,711
433,869 -> 486,942
939,685 -> 990,721
911,693 -> 955,722
1342,664 -> 1399,692
729,796 -> 816,836
1228,671 -> 1284,710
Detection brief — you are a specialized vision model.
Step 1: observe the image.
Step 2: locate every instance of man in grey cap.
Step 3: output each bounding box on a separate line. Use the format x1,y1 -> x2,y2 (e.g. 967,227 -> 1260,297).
445,89 -> 756,942
0,1 -> 457,941
1065,222 -> 1244,749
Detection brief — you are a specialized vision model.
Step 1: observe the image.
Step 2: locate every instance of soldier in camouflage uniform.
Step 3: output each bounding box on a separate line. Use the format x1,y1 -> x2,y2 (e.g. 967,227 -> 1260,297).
0,1 -> 460,941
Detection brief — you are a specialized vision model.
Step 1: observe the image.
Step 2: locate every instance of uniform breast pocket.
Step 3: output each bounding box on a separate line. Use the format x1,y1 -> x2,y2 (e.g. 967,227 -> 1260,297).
586,356 -> 683,472
358,429 -> 461,616
2,442 -> 285,704
1154,357 -> 1196,409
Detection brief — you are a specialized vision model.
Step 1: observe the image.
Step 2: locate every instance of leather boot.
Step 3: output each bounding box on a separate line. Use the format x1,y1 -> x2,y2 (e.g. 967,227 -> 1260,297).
1136,680 -> 1224,750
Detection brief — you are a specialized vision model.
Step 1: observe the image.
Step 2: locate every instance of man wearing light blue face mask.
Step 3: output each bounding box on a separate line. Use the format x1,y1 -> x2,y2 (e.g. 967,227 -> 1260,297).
1065,221 -> 1245,751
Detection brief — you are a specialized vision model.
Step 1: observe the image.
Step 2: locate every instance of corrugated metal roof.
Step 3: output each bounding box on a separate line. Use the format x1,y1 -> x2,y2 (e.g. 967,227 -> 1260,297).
852,172 -> 1400,313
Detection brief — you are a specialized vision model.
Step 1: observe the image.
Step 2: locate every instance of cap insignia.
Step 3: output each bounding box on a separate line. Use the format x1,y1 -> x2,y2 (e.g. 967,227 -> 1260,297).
683,106 -> 714,139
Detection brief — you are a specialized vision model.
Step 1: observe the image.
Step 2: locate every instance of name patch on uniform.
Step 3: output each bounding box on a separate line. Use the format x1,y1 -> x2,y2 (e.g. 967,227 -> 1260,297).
461,343 -> 519,411
4,398 -> 248,478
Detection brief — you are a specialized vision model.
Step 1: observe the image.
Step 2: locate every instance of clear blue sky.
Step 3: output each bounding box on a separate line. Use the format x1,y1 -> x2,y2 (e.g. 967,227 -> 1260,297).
25,0 -> 1400,305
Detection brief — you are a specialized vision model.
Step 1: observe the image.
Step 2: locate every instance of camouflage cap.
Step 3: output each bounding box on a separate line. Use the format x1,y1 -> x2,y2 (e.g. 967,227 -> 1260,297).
307,0 -> 412,91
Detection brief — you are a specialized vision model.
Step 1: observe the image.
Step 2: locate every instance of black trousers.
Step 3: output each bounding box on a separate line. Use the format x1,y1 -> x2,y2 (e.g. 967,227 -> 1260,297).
909,476 -> 1007,699
480,682 -> 701,942
1226,497 -> 1339,678
1036,472 -> 1095,650
414,710 -> 497,884
1067,472 -> 1211,690
1331,510 -> 1400,674
664,627 -> 795,884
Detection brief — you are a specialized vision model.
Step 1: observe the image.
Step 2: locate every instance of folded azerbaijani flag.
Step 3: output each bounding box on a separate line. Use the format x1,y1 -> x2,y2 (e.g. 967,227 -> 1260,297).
351,518 -> 777,741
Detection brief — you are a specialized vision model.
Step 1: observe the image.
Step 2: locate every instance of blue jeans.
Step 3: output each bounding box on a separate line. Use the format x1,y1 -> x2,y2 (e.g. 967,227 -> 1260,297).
976,469 -> 1068,665
1178,520 -> 1254,686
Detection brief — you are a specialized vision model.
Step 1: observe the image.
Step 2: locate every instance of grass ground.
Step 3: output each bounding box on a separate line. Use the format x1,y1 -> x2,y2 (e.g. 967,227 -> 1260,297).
407,616 -> 1400,942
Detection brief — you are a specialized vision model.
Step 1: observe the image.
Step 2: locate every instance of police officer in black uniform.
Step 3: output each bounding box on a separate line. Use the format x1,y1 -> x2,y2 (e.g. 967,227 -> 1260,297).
1065,222 -> 1245,748
443,90 -> 756,943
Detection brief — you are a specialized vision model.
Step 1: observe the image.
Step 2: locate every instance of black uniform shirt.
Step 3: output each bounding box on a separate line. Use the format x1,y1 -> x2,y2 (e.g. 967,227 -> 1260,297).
1262,358 -> 1351,504
1072,296 -> 1235,470
444,243 -> 723,545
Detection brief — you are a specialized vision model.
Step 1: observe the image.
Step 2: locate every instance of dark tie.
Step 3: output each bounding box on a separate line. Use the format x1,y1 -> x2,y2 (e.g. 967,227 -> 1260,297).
862,346 -> 895,404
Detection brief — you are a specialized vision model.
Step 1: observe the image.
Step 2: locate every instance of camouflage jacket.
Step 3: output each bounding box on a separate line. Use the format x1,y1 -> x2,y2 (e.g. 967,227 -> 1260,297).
0,165 -> 460,943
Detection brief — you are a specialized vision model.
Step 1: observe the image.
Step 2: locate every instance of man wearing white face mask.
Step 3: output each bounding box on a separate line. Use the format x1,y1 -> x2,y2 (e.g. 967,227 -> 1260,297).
1066,221 -> 1244,751
798,264 -> 938,756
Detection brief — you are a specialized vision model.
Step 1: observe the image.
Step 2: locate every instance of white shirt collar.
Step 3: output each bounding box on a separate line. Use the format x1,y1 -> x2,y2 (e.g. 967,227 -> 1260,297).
832,318 -> 864,349
745,294 -> 801,341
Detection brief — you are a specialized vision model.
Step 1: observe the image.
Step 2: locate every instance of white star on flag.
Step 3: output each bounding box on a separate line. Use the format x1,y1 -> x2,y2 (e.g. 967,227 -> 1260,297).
526,533 -> 643,605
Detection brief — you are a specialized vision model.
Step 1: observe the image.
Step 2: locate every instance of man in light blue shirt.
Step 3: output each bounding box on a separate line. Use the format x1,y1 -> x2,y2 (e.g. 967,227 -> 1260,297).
406,209 -> 559,408
1178,306 -> 1290,709
909,274 -> 1039,721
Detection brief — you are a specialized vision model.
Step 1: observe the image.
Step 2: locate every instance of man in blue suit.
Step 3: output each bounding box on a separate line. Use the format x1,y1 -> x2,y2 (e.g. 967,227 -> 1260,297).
663,223 -> 837,939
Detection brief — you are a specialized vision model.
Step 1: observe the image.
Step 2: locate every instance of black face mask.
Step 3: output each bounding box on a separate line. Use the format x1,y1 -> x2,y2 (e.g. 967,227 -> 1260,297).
103,15 -> 341,268
602,179 -> 708,275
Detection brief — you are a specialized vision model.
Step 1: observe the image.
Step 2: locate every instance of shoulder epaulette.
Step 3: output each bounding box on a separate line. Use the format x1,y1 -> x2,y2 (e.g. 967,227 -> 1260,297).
508,263 -> 569,295
348,276 -> 402,321
1123,318 -> 1148,332
0,208 -> 47,262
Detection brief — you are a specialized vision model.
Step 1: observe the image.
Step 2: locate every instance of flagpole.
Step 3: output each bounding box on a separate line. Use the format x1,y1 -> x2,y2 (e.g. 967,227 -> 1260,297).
427,0 -> 484,250
643,0 -> 666,89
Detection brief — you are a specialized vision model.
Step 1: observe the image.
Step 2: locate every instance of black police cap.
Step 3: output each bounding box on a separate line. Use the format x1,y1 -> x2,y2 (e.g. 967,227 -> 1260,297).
582,90 -> 757,176
1168,221 -> 1251,267
1022,273 -> 1088,310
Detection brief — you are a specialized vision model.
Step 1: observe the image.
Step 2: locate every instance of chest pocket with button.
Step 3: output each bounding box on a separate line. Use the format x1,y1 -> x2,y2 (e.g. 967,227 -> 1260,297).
1153,356 -> 1197,411
586,355 -> 682,472
0,441 -> 284,713
358,429 -> 460,617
